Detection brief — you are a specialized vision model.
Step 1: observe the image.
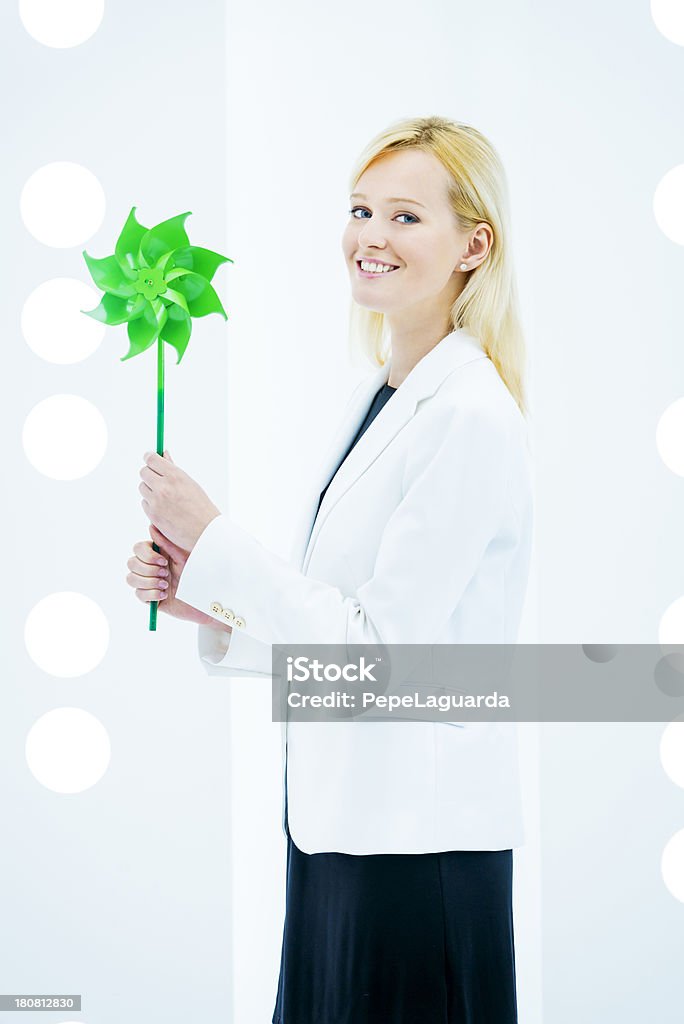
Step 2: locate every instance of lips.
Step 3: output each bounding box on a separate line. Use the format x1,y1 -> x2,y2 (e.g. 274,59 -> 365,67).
356,260 -> 400,276
356,258 -> 399,268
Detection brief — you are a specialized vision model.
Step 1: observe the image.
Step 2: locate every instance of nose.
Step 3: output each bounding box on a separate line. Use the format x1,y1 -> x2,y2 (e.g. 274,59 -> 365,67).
356,217 -> 387,250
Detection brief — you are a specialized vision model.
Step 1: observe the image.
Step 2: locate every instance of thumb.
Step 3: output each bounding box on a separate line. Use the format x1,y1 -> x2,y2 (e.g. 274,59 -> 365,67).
149,522 -> 187,558
163,449 -> 174,463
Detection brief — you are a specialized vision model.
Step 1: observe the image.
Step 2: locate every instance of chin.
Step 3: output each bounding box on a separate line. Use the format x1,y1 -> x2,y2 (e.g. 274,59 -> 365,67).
352,297 -> 393,315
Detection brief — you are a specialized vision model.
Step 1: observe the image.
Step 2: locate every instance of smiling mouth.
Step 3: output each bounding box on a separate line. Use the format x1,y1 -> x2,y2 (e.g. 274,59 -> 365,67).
356,260 -> 400,275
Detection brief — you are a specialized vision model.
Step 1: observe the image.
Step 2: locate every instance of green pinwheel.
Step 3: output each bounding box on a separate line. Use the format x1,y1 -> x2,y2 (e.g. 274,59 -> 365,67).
80,206 -> 233,631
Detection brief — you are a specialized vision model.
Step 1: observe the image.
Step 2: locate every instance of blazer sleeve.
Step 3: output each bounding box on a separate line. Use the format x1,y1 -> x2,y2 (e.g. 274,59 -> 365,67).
174,403 -> 516,663
193,617 -> 275,678
183,376 -> 371,678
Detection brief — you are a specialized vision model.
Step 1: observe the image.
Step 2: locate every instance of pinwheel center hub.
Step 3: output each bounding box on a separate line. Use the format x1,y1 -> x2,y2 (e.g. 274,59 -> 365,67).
134,266 -> 167,301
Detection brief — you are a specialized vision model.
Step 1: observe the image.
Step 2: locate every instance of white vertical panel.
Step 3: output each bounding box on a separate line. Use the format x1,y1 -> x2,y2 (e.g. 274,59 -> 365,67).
224,2 -> 542,1021
1,3 -> 233,1021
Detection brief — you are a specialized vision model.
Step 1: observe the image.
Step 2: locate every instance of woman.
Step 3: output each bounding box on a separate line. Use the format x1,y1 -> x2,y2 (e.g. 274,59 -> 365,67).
126,115 -> 533,1023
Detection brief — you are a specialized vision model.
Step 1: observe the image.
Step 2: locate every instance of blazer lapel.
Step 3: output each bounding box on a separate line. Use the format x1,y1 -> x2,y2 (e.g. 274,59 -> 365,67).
288,363 -> 389,570
292,328 -> 487,573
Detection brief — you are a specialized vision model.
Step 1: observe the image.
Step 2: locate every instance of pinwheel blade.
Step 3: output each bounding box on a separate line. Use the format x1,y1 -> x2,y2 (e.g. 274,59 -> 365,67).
140,211 -> 192,268
81,292 -> 146,326
114,207 -> 149,275
82,251 -> 136,298
120,300 -> 167,361
167,245 -> 233,283
161,285 -> 190,316
171,270 -> 228,319
160,304 -> 193,364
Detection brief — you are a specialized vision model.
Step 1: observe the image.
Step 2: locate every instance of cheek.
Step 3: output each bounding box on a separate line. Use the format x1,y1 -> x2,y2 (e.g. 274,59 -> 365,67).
410,242 -> 449,279
341,222 -> 357,256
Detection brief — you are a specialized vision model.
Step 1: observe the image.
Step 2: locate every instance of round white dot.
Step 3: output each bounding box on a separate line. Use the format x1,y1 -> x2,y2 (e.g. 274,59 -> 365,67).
19,0 -> 105,49
656,397 -> 684,476
20,162 -> 105,248
22,394 -> 107,480
25,593 -> 110,678
22,278 -> 105,364
662,828 -> 684,902
651,0 -> 684,46
660,718 -> 684,788
25,708 -> 110,794
653,165 -> 684,246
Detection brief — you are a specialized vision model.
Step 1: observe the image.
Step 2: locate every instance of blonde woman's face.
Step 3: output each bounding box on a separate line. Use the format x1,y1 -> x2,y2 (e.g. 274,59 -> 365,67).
342,148 -> 467,319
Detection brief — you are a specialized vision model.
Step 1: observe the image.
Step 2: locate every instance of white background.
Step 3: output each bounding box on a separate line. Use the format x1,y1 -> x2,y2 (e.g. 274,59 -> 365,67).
1,1 -> 683,1022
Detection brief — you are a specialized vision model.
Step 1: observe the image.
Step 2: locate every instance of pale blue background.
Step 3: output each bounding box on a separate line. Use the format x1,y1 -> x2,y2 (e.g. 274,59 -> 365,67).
1,0 -> 683,1022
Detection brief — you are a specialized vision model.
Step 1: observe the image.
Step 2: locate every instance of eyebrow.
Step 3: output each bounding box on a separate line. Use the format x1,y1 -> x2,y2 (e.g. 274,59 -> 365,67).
350,192 -> 427,209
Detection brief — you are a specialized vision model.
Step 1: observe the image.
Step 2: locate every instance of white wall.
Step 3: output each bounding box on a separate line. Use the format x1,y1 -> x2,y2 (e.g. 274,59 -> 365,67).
222,1 -> 542,1020
3,0 -> 683,1022
1,2 -> 234,1022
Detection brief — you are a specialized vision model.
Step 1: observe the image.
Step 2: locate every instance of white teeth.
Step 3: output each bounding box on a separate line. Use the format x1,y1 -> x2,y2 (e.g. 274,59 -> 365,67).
360,260 -> 397,274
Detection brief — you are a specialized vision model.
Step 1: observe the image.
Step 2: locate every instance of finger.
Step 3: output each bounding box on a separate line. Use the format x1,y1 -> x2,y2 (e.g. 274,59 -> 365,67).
127,571 -> 169,593
135,587 -> 169,603
163,449 -> 174,463
127,555 -> 169,578
143,451 -> 167,475
133,540 -> 168,566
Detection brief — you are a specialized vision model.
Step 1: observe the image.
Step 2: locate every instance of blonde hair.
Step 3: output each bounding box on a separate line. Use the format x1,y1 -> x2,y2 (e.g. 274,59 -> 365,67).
347,115 -> 528,418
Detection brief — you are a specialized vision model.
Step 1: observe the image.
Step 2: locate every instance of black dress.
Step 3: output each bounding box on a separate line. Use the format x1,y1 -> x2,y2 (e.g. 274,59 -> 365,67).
272,383 -> 518,1024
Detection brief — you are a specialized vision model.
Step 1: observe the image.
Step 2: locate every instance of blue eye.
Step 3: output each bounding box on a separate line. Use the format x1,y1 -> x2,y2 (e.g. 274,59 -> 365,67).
348,207 -> 419,225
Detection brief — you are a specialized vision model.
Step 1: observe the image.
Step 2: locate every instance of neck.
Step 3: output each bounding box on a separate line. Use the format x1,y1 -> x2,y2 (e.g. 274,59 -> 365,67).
385,315 -> 454,389
383,269 -> 468,388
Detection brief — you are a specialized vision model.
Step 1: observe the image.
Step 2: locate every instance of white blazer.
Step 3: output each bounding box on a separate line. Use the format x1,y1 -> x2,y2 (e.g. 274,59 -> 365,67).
175,327 -> 534,854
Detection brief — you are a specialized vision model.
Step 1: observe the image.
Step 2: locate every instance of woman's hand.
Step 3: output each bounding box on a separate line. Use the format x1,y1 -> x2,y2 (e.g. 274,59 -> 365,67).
126,523 -> 231,631
138,449 -> 222,552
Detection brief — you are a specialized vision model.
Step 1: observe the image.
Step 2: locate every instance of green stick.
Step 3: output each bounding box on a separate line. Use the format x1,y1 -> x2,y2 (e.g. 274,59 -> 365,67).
149,334 -> 165,631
